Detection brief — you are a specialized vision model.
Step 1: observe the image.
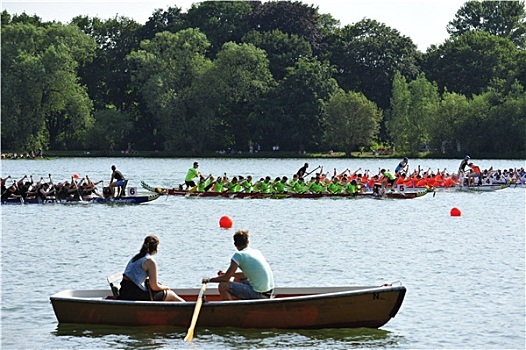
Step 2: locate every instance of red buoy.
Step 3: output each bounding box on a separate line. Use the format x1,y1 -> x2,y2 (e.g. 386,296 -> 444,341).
219,215 -> 233,228
450,207 -> 461,217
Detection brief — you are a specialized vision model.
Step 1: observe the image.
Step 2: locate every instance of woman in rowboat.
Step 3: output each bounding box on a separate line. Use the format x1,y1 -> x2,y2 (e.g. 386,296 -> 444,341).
119,235 -> 184,302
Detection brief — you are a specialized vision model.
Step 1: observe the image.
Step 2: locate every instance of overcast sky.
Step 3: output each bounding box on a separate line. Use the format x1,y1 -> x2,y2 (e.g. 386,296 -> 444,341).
2,0 -> 467,51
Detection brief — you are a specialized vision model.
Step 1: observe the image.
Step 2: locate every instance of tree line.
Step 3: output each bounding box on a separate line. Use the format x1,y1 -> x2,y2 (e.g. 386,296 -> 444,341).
2,0 -> 525,158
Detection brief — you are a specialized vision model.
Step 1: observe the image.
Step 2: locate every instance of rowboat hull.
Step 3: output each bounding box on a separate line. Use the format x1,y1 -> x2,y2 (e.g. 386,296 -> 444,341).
141,181 -> 428,199
50,285 -> 406,329
1,194 -> 160,205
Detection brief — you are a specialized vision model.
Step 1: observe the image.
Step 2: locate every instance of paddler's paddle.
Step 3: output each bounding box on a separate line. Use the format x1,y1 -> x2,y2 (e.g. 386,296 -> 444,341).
305,165 -> 321,177
72,177 -> 84,202
184,282 -> 207,342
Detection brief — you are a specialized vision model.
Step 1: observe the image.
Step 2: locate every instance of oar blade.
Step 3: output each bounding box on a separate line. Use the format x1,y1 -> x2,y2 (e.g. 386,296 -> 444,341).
183,330 -> 194,342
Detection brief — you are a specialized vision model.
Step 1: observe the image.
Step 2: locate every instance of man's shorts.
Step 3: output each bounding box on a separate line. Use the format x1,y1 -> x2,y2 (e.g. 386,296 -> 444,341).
229,280 -> 271,300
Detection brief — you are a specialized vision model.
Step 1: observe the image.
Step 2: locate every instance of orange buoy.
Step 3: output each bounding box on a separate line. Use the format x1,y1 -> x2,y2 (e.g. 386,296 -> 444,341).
219,215 -> 233,228
450,207 -> 461,217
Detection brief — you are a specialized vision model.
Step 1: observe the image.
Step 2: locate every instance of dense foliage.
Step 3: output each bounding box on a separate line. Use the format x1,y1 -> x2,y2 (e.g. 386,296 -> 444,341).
2,0 -> 525,158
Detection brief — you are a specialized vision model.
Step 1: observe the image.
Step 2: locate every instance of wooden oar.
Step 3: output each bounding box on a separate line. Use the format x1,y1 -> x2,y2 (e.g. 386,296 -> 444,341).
184,283 -> 207,342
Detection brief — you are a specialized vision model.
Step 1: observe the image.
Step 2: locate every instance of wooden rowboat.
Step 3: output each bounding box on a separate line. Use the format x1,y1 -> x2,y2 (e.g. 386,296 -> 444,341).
141,181 -> 428,200
50,284 -> 406,329
1,193 -> 160,205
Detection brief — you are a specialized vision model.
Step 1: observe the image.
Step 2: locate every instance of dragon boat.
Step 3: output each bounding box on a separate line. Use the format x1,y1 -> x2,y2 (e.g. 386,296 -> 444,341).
457,183 -> 511,192
141,181 -> 429,199
1,193 -> 160,205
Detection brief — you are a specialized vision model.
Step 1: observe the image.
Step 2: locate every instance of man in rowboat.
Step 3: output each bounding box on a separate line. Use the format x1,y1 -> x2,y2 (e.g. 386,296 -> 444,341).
203,230 -> 274,300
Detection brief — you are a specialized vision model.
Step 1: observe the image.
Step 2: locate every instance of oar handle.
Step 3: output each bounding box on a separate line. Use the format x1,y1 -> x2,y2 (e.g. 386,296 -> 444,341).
184,283 -> 207,342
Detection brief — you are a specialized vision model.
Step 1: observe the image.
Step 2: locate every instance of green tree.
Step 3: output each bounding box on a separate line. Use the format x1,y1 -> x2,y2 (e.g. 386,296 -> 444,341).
248,1 -> 325,54
457,93 -> 492,155
1,22 -> 96,151
127,29 -> 212,152
326,19 -> 421,112
325,90 -> 382,156
459,82 -> 526,156
429,91 -> 471,155
203,42 -> 275,151
387,72 -> 411,153
1,10 -> 44,27
447,0 -> 526,48
388,73 -> 439,155
242,29 -> 312,80
184,1 -> 253,57
141,6 -> 186,40
72,16 -> 142,111
485,82 -> 526,156
84,108 -> 133,151
423,31 -> 519,97
277,58 -> 339,153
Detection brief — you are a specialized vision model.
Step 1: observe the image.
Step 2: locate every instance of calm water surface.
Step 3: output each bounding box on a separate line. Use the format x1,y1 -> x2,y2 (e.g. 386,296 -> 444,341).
1,157 -> 525,349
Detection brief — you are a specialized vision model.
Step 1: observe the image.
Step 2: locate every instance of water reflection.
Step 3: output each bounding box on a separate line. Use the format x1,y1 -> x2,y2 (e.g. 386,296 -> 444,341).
53,324 -> 186,348
53,324 -> 401,349
202,327 -> 401,348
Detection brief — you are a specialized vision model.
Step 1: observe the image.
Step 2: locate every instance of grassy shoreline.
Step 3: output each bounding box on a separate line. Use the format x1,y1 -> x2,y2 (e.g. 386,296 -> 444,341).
2,150 -> 524,160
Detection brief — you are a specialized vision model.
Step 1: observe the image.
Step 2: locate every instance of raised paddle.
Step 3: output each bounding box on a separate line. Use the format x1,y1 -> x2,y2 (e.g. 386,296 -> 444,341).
304,165 -> 321,177
184,282 -> 207,342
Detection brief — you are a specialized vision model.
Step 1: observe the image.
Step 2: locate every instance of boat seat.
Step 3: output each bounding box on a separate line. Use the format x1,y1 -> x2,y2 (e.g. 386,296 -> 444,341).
107,272 -> 123,298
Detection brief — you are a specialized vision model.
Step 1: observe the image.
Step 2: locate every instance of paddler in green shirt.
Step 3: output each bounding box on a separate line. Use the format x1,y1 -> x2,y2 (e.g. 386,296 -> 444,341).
327,176 -> 343,194
252,178 -> 264,193
345,179 -> 358,195
287,174 -> 298,192
184,162 -> 201,189
380,169 -> 396,191
227,177 -> 242,193
241,175 -> 253,193
273,176 -> 288,194
213,176 -> 226,192
308,177 -> 326,194
196,174 -> 209,192
294,177 -> 309,193
258,176 -> 273,194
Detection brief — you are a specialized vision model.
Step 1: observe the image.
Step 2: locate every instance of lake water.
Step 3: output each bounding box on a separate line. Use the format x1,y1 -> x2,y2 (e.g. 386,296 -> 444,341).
1,157 -> 525,349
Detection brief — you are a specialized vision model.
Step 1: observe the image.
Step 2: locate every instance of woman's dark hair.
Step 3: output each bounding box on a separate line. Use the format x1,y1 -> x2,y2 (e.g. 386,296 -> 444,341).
132,235 -> 159,262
